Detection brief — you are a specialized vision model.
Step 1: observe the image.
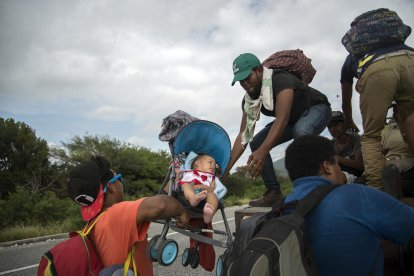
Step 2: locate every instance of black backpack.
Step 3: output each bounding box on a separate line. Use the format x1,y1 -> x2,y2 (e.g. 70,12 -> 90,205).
342,8 -> 411,57
221,184 -> 340,276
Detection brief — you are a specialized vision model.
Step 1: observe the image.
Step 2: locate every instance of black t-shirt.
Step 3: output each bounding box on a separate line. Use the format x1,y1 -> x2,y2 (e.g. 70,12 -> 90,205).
242,70 -> 330,124
340,54 -> 358,84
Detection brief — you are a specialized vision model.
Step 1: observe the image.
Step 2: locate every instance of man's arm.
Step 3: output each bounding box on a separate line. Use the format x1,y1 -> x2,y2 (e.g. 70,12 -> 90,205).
248,89 -> 293,178
336,151 -> 364,171
341,81 -> 359,132
356,187 -> 414,244
222,112 -> 247,180
136,195 -> 190,228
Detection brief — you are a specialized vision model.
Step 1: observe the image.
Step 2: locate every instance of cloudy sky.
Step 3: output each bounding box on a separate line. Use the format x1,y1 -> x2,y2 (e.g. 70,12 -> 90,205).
1,0 -> 413,170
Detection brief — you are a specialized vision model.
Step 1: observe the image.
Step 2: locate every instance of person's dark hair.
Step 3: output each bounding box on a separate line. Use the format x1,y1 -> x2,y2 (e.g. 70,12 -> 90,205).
285,135 -> 336,181
90,155 -> 113,186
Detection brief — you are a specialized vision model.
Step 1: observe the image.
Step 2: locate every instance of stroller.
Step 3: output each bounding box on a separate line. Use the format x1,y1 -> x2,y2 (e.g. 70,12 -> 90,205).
147,113 -> 233,274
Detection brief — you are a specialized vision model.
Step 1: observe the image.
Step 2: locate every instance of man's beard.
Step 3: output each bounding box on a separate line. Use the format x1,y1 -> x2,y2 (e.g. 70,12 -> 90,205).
247,83 -> 261,100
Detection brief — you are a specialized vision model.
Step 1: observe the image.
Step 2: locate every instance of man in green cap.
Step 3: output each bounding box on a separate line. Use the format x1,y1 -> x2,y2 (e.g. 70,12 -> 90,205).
224,53 -> 331,207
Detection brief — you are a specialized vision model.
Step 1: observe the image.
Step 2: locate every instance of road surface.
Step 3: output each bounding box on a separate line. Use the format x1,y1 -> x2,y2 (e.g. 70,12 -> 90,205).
0,205 -> 244,276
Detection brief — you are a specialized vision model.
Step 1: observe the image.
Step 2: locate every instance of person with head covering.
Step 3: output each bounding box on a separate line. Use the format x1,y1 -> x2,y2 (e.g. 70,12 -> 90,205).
67,155 -> 190,276
328,111 -> 364,183
225,52 -> 331,207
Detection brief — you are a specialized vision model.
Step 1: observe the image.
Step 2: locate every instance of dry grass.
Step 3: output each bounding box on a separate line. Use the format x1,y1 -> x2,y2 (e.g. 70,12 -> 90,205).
0,219 -> 80,243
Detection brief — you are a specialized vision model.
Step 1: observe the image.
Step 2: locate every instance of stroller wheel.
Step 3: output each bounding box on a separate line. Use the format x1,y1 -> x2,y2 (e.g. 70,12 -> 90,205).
146,234 -> 161,262
216,255 -> 223,276
157,239 -> 179,266
182,248 -> 192,267
190,249 -> 199,269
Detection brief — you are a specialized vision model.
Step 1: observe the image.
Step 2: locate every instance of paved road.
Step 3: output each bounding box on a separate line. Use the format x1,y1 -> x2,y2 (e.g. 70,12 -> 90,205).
0,205 -> 244,276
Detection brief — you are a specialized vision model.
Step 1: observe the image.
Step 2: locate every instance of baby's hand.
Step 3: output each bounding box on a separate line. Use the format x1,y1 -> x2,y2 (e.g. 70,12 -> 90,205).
197,190 -> 208,197
193,184 -> 207,190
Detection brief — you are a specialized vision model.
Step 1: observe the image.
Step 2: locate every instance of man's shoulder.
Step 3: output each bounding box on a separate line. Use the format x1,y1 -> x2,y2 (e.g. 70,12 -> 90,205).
333,184 -> 391,202
322,184 -> 379,204
107,199 -> 146,213
271,69 -> 297,82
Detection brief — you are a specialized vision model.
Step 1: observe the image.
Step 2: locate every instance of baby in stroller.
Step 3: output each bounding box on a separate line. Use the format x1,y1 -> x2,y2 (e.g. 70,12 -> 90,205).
150,113 -> 233,271
177,154 -> 219,224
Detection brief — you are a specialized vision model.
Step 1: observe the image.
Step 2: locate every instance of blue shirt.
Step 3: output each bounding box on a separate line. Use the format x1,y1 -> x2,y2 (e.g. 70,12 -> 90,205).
285,176 -> 414,276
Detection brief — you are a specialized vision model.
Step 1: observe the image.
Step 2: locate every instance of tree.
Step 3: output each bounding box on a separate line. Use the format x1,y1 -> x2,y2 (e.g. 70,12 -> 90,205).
0,118 -> 52,198
51,134 -> 171,197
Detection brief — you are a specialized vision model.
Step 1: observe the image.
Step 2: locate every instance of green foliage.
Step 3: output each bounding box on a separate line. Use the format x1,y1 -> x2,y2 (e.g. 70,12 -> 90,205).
0,186 -> 81,230
0,186 -> 37,227
0,117 -> 295,242
224,165 -> 267,198
51,134 -> 170,198
60,134 -> 123,164
0,117 -> 51,198
223,165 -> 293,206
115,147 -> 170,196
279,176 -> 293,195
33,192 -> 75,224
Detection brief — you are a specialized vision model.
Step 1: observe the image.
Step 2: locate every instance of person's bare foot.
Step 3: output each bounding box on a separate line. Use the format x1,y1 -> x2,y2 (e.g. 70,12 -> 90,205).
203,203 -> 215,224
189,190 -> 207,207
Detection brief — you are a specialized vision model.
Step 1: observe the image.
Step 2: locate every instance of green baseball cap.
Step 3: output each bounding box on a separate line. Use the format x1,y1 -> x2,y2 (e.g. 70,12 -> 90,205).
231,53 -> 261,86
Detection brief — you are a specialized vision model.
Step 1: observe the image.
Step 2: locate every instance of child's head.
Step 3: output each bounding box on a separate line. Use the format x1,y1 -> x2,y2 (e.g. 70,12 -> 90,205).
192,154 -> 216,174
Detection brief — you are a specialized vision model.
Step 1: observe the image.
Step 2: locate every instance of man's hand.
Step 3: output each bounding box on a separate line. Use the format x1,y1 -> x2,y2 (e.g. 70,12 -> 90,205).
175,209 -> 190,229
336,155 -> 346,166
247,149 -> 267,179
345,118 -> 360,133
194,184 -> 214,193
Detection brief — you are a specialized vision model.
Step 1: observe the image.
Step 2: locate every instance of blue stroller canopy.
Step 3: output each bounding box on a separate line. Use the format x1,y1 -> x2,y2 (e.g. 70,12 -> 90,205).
173,120 -> 231,175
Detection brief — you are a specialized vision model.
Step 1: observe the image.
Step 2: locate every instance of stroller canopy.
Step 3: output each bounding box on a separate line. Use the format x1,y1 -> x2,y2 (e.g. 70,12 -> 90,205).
173,120 -> 231,176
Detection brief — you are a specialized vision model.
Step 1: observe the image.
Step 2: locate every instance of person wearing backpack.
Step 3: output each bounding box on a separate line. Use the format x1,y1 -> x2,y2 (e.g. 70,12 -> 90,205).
284,135 -> 414,276
340,8 -> 414,190
66,155 -> 190,275
224,52 -> 331,207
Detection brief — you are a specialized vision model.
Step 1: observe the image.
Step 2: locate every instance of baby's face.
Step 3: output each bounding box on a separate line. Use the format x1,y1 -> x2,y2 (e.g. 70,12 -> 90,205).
195,155 -> 216,174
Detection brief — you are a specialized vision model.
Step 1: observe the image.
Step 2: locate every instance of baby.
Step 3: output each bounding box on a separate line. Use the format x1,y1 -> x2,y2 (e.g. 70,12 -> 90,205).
177,154 -> 219,224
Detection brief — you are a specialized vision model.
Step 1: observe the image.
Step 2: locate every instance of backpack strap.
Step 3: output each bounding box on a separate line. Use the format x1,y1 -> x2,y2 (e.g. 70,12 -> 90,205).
78,210 -> 139,276
122,245 -> 138,276
79,210 -> 107,237
295,184 -> 341,217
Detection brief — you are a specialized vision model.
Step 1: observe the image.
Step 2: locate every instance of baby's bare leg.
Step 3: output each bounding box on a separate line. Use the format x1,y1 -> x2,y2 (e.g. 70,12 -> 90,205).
182,183 -> 207,207
203,192 -> 218,224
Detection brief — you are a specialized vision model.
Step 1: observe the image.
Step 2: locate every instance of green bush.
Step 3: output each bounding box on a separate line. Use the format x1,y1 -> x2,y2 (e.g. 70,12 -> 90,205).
33,192 -> 75,225
0,186 -> 38,228
0,187 -> 81,230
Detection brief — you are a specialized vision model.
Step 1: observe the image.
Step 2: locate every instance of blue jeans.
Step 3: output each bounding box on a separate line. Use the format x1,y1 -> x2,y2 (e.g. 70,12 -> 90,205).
250,104 -> 331,191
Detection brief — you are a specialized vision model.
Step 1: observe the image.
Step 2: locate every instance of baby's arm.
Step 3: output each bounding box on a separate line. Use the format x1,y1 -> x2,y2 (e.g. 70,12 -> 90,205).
181,182 -> 207,207
210,179 -> 216,191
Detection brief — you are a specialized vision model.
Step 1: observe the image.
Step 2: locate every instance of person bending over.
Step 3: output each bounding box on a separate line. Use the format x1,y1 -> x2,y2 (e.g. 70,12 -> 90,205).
225,53 -> 331,207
